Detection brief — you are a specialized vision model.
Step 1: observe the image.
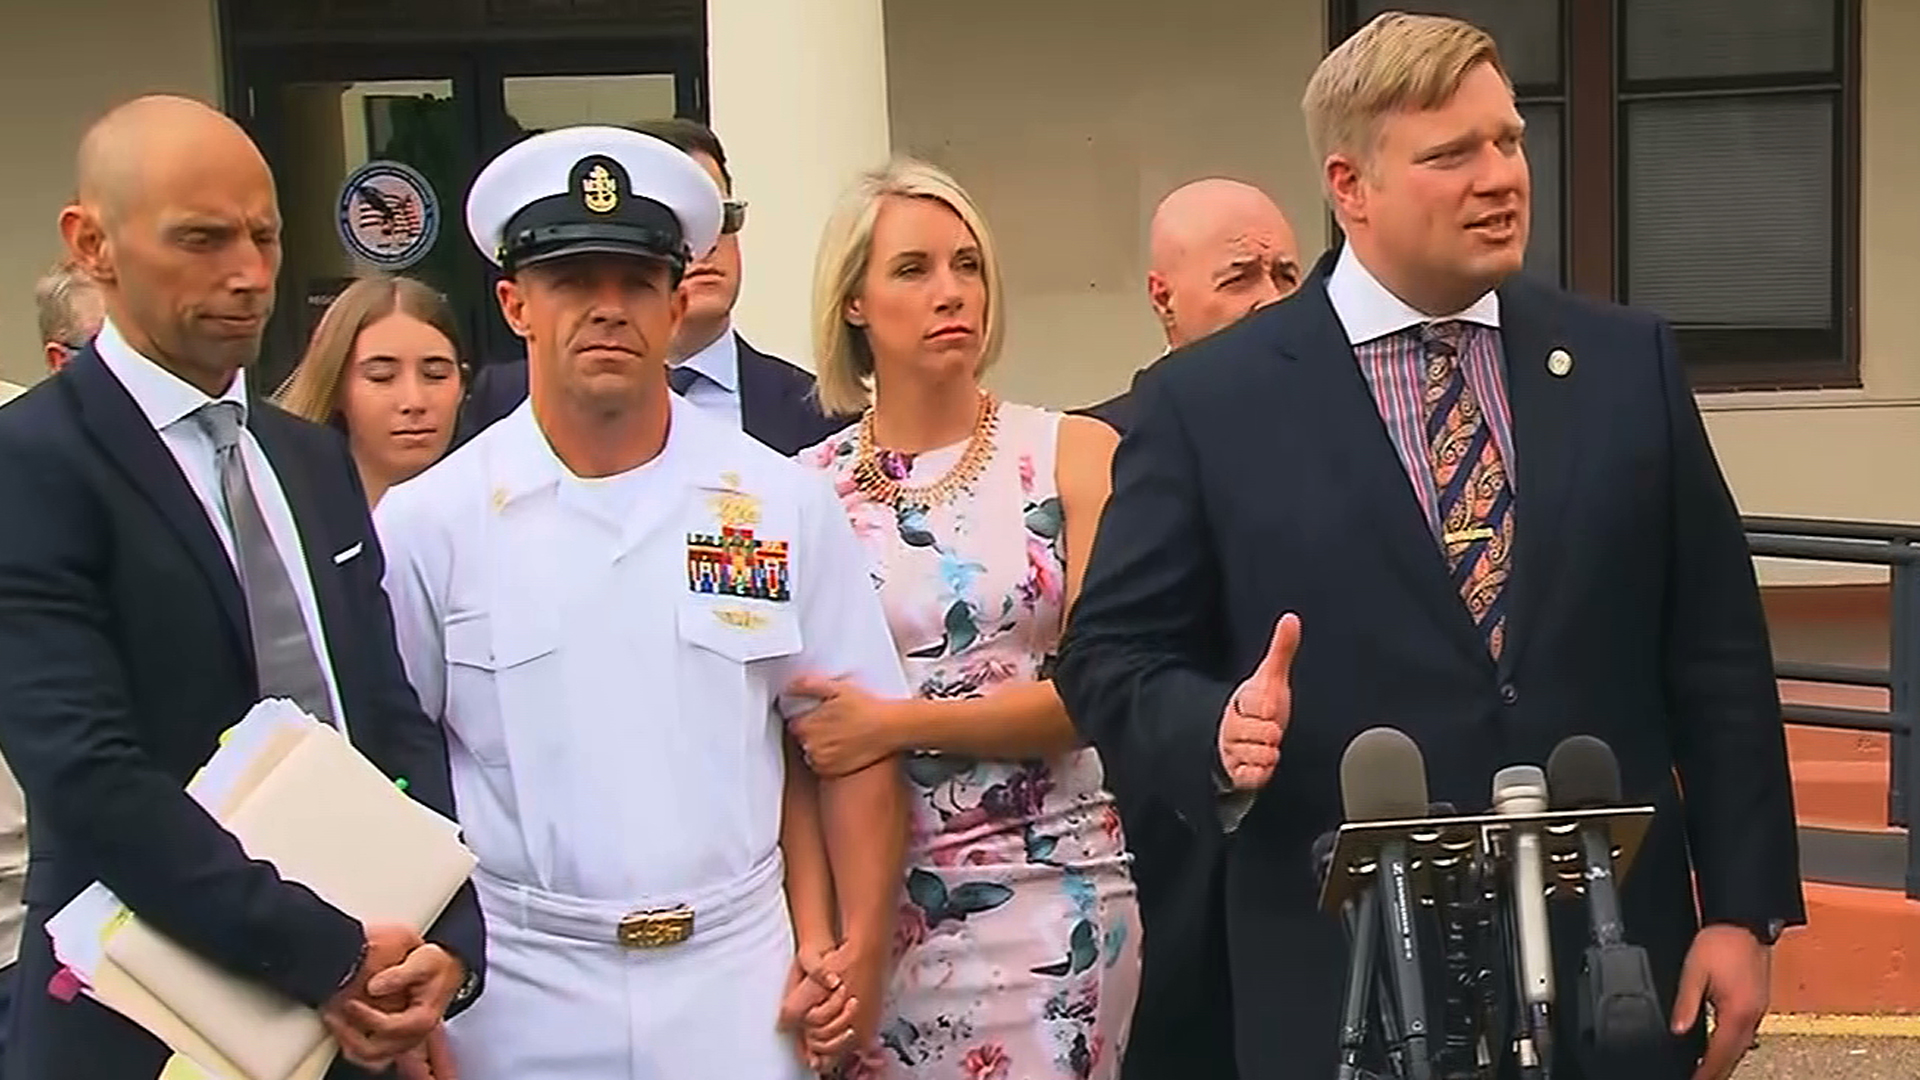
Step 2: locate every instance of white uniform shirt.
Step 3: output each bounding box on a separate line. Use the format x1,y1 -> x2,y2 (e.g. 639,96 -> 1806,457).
375,395 -> 907,900
95,318 -> 349,728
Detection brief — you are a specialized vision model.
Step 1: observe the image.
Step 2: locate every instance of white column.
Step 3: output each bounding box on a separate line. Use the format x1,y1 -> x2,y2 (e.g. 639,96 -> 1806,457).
707,0 -> 892,369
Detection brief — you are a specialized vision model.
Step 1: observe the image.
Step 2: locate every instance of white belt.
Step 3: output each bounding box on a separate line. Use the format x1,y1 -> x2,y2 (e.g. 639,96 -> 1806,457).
474,849 -> 784,950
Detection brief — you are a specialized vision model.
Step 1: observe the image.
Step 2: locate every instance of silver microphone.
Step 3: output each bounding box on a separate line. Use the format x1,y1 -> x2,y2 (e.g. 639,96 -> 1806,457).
1493,764 -> 1554,1074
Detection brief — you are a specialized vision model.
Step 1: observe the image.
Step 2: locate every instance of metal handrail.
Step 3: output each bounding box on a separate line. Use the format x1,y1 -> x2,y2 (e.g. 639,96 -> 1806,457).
1743,515 -> 1920,899
1776,660 -> 1889,687
1748,534 -> 1920,566
1782,703 -> 1903,734
1746,516 -> 1920,543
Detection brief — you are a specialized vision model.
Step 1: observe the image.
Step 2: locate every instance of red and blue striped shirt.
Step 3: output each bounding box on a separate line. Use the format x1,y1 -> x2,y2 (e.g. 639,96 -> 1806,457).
1326,247 -> 1517,539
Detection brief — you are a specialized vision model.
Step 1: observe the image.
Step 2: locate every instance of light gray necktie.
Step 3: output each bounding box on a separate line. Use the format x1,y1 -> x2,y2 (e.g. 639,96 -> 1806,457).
195,401 -> 335,724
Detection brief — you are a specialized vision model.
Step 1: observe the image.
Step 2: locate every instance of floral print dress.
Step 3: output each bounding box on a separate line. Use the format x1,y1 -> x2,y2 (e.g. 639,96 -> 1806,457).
801,402 -> 1141,1080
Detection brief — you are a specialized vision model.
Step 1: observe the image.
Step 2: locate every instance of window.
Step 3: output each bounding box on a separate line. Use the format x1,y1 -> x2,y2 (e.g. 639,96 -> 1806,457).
1339,0 -> 1858,391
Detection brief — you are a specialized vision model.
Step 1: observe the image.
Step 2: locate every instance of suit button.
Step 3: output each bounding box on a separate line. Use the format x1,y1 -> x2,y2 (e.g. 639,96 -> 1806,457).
1500,683 -> 1519,706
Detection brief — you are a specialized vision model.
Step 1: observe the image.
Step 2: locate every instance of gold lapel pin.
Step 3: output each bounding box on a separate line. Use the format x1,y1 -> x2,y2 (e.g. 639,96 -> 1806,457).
1547,348 -> 1574,378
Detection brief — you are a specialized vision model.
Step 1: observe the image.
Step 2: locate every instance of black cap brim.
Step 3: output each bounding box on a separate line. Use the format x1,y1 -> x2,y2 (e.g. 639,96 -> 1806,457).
511,240 -> 683,274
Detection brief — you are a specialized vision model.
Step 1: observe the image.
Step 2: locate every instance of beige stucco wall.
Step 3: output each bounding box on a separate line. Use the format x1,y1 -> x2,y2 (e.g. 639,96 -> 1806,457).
884,0 -> 1329,410
0,0 -> 221,388
0,0 -> 1909,571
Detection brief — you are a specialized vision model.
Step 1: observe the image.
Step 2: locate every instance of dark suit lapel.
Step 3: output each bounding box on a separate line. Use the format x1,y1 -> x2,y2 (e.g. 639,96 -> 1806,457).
1496,279 -> 1577,676
65,348 -> 250,660
1281,280 -> 1487,667
732,335 -> 788,450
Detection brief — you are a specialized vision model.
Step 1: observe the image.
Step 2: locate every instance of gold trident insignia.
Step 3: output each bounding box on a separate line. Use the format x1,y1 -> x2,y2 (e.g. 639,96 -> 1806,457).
709,480 -> 761,529
582,164 -> 619,214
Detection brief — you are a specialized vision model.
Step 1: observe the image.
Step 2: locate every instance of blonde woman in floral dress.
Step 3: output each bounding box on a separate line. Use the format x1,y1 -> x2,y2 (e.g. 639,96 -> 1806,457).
789,159 -> 1139,1080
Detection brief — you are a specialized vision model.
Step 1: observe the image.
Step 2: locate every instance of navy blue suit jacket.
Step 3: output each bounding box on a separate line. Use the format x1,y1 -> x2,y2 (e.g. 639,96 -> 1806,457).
1056,254 -> 1804,1079
455,334 -> 846,455
1074,368 -> 1237,1080
0,349 -> 484,1079
1079,370 -> 1142,439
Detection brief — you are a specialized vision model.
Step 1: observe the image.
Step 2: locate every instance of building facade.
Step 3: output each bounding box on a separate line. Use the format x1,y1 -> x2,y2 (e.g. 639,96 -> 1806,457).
0,0 -> 1912,550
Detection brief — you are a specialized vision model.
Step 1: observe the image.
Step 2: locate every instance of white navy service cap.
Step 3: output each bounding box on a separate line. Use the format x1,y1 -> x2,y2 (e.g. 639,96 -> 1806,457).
465,124 -> 724,274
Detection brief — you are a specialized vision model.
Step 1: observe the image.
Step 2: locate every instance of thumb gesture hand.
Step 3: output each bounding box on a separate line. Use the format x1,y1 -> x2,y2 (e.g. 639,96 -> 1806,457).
1218,613 -> 1301,791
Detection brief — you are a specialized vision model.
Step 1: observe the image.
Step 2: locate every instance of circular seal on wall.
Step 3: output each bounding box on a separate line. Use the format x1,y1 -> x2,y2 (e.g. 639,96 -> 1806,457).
336,160 -> 440,270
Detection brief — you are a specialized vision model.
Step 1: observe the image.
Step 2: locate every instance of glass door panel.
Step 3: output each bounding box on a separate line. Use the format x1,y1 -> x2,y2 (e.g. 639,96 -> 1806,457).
255,77 -> 475,390
503,73 -> 679,135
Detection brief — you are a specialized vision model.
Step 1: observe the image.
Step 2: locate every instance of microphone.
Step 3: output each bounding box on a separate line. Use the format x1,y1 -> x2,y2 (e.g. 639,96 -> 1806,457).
1547,737 -> 1625,945
1319,828 -> 1385,1080
1342,727 -> 1435,1080
1548,736 -> 1666,1054
1424,801 -> 1492,1079
1321,824 -> 1416,1080
1491,765 -> 1554,1076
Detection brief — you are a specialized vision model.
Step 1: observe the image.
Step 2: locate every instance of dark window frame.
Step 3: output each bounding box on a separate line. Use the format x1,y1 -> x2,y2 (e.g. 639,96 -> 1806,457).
1329,0 -> 1861,392
218,0 -> 710,378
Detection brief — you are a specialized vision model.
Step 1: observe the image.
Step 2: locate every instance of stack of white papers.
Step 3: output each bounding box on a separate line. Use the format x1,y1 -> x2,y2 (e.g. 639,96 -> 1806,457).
47,700 -> 477,1080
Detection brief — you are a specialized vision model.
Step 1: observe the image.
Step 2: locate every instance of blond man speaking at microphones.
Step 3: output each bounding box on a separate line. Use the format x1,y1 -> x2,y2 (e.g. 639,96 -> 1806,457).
1058,12 -> 1802,1080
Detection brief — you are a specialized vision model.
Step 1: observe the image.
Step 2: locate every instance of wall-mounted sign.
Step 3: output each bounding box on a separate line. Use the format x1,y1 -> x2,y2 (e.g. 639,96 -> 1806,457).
336,160 -> 439,271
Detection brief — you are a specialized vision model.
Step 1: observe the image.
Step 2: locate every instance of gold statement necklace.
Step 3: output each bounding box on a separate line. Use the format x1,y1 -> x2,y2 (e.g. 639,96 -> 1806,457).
852,390 -> 1001,511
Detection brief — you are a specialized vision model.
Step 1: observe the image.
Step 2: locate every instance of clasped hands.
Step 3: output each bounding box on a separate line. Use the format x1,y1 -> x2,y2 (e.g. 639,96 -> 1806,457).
323,922 -> 464,1078
778,939 -> 884,1075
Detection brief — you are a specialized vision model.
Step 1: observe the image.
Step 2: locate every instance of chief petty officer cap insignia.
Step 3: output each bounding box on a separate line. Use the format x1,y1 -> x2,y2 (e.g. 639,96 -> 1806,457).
466,124 -> 724,277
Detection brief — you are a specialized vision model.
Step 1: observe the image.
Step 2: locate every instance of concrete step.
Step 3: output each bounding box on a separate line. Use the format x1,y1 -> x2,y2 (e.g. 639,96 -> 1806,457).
1800,825 -> 1911,891
1772,882 -> 1920,1014
1771,714 -> 1920,1014
1794,761 -> 1892,831
1784,718 -> 1895,832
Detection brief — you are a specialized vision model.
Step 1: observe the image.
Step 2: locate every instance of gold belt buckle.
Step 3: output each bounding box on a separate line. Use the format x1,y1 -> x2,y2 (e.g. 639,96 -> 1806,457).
617,905 -> 695,949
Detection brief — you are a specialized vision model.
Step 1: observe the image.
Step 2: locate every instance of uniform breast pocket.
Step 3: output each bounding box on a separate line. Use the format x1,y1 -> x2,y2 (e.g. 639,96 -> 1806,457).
677,599 -> 805,724
443,610 -> 557,768
677,599 -> 804,664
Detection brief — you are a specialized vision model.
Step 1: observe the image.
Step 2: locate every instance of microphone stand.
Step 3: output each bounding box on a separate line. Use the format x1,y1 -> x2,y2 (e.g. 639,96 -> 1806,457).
1465,854 -> 1503,1078
1320,804 -> 1656,1080
1431,854 -> 1493,1079
1338,887 -> 1383,1080
1500,889 -> 1548,1080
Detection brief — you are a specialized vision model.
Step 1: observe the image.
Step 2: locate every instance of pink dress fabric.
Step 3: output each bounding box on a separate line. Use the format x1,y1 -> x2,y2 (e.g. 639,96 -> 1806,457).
800,402 -> 1141,1080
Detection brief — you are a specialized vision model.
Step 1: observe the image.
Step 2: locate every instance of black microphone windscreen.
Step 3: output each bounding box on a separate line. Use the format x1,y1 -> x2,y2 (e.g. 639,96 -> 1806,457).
1340,726 -> 1430,820
1547,735 -> 1622,809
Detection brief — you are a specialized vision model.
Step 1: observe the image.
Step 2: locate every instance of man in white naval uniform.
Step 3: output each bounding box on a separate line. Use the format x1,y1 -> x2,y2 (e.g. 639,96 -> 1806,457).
375,126 -> 909,1079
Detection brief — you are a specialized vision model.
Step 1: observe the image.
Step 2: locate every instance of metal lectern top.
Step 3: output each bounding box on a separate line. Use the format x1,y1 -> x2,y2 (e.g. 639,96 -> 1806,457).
1317,805 -> 1657,914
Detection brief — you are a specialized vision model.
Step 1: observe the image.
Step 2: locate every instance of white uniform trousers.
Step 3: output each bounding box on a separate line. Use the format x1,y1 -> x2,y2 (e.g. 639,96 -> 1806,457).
448,851 -> 806,1080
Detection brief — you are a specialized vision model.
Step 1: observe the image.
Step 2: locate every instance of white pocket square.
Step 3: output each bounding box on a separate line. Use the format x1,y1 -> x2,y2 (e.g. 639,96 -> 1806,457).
332,542 -> 364,566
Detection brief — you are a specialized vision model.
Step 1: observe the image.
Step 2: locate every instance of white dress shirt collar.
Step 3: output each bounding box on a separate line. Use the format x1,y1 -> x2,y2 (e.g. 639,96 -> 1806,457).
94,317 -> 249,432
492,392 -> 705,510
93,319 -> 350,732
1325,244 -> 1501,346
674,326 -> 740,395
